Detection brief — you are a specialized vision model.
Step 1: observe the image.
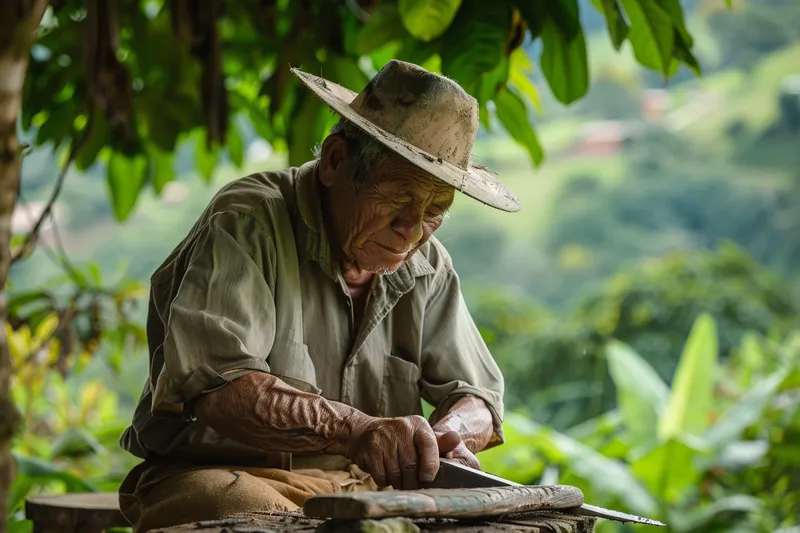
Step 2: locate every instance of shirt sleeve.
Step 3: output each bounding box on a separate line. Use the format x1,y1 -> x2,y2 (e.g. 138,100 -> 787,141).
419,267 -> 506,449
151,210 -> 276,416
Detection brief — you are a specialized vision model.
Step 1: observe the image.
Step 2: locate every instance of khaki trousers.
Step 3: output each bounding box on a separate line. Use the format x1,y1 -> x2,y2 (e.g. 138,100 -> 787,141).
119,461 -> 384,533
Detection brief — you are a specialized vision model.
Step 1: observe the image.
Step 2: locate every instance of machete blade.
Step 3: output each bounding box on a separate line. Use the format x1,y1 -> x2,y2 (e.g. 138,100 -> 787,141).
433,459 -> 665,527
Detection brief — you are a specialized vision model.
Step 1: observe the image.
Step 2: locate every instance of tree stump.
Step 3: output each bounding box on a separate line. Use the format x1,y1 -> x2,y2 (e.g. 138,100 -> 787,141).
24,492 -> 129,533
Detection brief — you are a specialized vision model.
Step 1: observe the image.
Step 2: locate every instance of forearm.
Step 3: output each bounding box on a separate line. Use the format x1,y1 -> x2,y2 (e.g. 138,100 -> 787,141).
431,395 -> 494,454
193,371 -> 369,456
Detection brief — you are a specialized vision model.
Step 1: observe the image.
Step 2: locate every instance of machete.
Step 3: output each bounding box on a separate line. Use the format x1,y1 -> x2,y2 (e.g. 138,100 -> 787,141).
430,458 -> 666,527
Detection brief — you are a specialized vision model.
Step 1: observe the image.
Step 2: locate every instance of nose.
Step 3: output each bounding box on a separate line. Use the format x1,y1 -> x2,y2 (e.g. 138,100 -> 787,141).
391,210 -> 424,245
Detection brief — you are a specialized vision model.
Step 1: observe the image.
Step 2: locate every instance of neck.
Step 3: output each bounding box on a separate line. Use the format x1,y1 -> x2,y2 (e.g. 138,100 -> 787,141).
340,260 -> 374,287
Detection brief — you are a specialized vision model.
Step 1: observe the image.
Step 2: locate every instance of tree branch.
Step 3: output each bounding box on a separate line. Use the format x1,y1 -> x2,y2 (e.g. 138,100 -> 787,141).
10,108 -> 93,265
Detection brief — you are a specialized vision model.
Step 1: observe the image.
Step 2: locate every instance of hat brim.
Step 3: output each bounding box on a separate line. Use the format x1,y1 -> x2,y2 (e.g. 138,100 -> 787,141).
290,68 -> 521,213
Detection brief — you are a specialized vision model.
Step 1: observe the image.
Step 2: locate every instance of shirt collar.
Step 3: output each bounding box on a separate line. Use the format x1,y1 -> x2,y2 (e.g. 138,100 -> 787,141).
293,161 -> 435,288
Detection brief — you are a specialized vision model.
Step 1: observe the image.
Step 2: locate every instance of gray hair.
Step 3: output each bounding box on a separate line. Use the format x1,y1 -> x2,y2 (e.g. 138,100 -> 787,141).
313,119 -> 391,187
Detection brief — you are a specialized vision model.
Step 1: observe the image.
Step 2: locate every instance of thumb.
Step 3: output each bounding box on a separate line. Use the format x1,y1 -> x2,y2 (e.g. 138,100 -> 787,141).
436,430 -> 462,455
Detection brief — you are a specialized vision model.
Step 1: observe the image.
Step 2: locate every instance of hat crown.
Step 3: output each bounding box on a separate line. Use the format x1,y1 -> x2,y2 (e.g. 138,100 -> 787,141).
289,60 -> 521,212
349,60 -> 478,170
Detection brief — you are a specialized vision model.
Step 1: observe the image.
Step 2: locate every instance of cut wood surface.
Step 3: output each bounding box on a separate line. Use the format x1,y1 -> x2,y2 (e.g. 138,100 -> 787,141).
303,486 -> 585,520
151,511 -> 597,533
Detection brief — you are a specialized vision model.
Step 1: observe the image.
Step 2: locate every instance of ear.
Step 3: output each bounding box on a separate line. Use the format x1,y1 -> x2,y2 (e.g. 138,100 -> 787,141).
318,134 -> 349,188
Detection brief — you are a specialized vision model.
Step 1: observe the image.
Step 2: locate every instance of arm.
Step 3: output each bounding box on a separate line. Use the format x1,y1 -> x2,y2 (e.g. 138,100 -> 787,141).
157,211 -> 439,489
192,372 -> 440,488
431,396 -> 494,451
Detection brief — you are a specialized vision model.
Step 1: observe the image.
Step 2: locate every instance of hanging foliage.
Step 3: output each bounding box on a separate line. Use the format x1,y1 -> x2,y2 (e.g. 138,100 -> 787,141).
21,0 -> 703,222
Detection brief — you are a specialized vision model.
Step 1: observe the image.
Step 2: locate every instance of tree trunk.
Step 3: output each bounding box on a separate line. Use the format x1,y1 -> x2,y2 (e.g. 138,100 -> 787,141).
0,2 -> 47,532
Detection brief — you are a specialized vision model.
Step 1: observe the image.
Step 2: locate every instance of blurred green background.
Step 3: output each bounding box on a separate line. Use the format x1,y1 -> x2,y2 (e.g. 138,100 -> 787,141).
7,0 -> 800,532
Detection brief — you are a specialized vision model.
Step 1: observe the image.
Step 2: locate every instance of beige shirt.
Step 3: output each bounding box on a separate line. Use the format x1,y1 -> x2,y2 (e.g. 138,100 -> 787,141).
120,161 -> 505,464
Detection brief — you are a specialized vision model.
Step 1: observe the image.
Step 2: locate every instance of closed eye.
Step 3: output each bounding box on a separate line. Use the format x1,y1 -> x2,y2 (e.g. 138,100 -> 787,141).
426,208 -> 449,219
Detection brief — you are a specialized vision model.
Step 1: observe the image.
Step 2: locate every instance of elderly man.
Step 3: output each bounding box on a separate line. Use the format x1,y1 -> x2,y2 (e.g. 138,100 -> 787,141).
118,60 -> 520,532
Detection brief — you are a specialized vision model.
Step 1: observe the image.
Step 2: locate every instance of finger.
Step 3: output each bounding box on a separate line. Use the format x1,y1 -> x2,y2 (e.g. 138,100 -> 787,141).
383,446 -> 403,490
368,453 -> 388,488
436,430 -> 462,455
414,426 -> 440,484
399,441 -> 420,490
386,444 -> 403,490
463,452 -> 481,471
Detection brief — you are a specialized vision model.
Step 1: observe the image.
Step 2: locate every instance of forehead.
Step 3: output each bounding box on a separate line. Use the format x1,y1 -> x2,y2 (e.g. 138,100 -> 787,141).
372,155 -> 454,199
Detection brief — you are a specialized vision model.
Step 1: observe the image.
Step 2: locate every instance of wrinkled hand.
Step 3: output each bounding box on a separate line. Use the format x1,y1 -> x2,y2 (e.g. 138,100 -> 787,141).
346,415 -> 440,490
435,430 -> 481,470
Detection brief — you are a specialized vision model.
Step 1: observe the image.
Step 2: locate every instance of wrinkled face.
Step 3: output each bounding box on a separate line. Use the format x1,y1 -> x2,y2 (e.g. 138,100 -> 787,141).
319,135 -> 455,274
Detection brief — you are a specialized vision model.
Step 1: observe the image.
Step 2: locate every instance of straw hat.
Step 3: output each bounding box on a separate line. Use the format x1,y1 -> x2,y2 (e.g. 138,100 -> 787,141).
290,60 -> 520,212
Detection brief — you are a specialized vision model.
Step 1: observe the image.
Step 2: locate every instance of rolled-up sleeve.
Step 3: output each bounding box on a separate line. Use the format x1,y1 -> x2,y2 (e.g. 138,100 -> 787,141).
151,210 -> 276,416
419,267 -> 505,448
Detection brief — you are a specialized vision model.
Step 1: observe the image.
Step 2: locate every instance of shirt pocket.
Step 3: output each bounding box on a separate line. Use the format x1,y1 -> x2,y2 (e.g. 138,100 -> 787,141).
268,339 -> 322,395
379,353 -> 423,417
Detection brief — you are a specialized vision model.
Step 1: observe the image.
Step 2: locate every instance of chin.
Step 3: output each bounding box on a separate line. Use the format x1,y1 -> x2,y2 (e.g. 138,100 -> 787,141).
365,262 -> 401,275
357,254 -> 404,275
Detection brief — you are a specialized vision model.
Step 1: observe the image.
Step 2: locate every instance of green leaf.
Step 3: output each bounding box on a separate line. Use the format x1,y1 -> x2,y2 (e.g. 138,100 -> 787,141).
440,0 -> 511,93
227,118 -> 245,168
51,428 -> 105,459
509,48 -> 542,113
24,307 -> 56,333
398,0 -> 463,42
503,414 -> 659,516
74,108 -> 109,171
539,2 -> 589,105
631,437 -> 702,503
477,57 -> 509,131
705,366 -> 790,449
479,104 -> 492,131
12,452 -> 97,493
601,0 -> 630,50
355,4 -> 409,55
494,86 -> 543,167
8,519 -> 32,533
106,152 -> 149,222
656,0 -> 692,45
86,262 -> 103,286
8,519 -> 33,533
8,474 -> 35,516
735,332 -> 764,388
148,145 -> 174,194
7,291 -> 54,317
230,92 -> 275,143
288,91 -> 330,167
195,131 -> 220,182
658,313 -> 719,440
668,495 -> 762,532
673,28 -> 702,76
620,0 -> 674,75
478,415 -> 548,483
547,0 -> 581,41
396,37 -> 440,69
478,57 -> 509,105
606,340 -> 669,445
35,103 -> 79,149
716,440 -> 769,469
328,55 -> 369,92
513,0 -> 546,38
